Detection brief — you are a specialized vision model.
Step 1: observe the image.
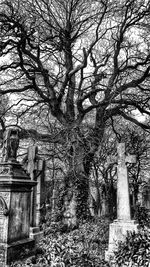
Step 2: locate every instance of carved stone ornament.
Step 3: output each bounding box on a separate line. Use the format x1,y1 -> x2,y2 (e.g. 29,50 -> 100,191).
0,197 -> 9,216
0,192 -> 9,205
0,165 -> 13,175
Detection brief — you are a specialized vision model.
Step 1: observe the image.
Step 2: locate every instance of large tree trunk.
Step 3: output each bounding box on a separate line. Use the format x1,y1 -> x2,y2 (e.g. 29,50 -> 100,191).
59,122 -> 105,229
54,106 -> 106,229
61,142 -> 91,229
62,170 -> 89,229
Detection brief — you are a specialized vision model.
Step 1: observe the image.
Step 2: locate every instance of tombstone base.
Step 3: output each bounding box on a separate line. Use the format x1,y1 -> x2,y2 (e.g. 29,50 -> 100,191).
0,238 -> 35,266
105,220 -> 138,262
30,227 -> 43,243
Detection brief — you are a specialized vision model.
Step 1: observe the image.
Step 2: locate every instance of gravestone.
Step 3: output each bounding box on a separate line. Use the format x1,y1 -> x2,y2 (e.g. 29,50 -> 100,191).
51,187 -> 57,217
22,145 -> 45,242
63,191 -> 77,228
105,143 -> 138,261
0,128 -> 36,266
141,183 -> 150,211
89,182 -> 101,217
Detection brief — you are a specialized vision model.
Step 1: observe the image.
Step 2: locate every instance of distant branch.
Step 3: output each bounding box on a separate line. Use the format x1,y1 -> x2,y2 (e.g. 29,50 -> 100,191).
118,110 -> 150,131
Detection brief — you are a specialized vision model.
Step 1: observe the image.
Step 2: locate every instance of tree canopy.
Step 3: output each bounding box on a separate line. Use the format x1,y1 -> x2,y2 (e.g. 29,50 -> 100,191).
0,0 -> 150,136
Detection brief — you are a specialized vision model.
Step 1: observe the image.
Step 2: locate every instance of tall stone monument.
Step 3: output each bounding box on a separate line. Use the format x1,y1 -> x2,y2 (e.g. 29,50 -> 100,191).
105,143 -> 138,261
0,128 -> 36,266
22,145 -> 45,241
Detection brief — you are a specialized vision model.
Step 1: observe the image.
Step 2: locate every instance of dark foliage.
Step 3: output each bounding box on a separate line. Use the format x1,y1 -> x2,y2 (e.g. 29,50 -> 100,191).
114,229 -> 150,267
134,204 -> 150,228
11,220 -> 110,267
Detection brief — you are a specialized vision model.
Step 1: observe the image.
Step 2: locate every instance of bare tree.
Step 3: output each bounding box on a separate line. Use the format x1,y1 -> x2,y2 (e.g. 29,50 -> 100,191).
0,0 -> 150,225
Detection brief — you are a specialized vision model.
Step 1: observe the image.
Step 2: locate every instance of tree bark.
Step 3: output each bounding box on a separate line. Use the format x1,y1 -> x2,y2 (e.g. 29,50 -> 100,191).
59,116 -> 106,228
61,140 -> 90,229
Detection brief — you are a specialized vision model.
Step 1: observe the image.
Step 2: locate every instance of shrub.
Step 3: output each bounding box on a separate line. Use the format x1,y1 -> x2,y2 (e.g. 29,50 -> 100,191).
11,219 -> 110,267
133,204 -> 150,228
114,229 -> 150,267
36,220 -> 110,267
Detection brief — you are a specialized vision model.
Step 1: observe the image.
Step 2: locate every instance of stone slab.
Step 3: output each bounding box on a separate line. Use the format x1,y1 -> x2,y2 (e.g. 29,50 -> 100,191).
0,238 -> 35,266
105,220 -> 138,261
30,227 -> 43,243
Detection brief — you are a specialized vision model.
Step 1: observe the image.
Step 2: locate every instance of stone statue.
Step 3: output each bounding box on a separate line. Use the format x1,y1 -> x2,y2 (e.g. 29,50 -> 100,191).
1,128 -> 19,162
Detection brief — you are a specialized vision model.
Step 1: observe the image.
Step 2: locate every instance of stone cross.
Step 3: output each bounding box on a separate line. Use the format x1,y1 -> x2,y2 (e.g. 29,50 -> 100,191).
107,142 -> 136,220
116,143 -> 136,221
105,142 -> 137,262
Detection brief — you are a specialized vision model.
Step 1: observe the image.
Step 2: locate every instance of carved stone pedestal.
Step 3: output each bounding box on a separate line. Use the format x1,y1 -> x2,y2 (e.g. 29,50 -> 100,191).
0,161 -> 36,266
105,220 -> 138,261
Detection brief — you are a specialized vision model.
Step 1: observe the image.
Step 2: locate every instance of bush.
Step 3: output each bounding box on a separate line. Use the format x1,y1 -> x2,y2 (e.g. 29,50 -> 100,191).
133,204 -> 150,228
114,229 -> 150,267
37,220 -> 110,267
11,219 -> 110,267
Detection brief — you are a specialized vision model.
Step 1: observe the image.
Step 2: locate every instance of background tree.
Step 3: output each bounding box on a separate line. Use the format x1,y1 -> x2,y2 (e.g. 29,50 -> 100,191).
90,120 -> 150,219
0,0 -> 150,225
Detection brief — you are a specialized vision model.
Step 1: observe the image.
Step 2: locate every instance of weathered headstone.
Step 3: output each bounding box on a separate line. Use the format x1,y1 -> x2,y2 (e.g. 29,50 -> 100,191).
141,183 -> 150,211
89,182 -> 101,217
0,128 -> 36,266
22,145 -> 45,242
63,191 -> 77,228
105,143 -> 138,261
